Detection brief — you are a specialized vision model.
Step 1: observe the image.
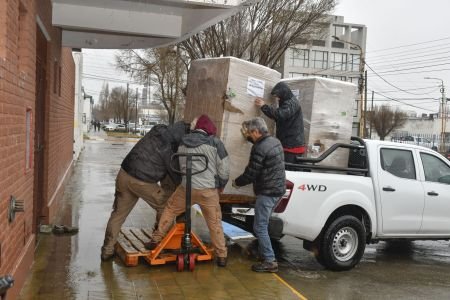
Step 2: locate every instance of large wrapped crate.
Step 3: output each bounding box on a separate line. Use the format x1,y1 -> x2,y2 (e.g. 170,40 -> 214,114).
282,77 -> 357,168
184,57 -> 281,197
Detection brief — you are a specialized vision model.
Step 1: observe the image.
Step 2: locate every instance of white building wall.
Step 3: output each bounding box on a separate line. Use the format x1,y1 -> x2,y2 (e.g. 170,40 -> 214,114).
72,51 -> 84,161
280,15 -> 367,136
83,98 -> 93,133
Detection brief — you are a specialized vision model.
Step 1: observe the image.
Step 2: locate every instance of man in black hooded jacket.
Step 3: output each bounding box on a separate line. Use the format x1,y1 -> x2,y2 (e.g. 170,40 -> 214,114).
101,121 -> 188,261
255,81 -> 305,163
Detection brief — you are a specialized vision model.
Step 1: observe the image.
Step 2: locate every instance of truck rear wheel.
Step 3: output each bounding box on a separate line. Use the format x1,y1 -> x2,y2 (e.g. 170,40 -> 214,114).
318,215 -> 366,271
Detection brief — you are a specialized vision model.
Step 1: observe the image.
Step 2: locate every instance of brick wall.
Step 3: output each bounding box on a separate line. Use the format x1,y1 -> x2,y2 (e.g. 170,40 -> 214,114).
0,0 -> 36,281
0,0 -> 75,298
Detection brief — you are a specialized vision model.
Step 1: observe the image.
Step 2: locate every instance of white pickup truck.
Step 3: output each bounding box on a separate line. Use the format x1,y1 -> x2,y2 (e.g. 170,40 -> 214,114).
223,137 -> 450,271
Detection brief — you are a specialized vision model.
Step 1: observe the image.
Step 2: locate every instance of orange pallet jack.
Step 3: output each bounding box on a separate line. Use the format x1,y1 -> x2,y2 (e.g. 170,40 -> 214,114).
145,153 -> 213,271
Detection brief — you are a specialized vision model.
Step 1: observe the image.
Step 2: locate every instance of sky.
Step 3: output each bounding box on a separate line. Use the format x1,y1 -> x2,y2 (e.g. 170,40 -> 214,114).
82,0 -> 450,115
334,0 -> 450,115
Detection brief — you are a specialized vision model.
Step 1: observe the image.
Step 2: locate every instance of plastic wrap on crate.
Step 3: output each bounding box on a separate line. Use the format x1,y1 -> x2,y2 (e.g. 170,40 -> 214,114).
282,77 -> 357,168
184,57 -> 281,196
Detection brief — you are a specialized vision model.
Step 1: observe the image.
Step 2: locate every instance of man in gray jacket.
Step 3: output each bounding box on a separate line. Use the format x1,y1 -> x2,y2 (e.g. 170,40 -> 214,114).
233,117 -> 285,273
101,121 -> 188,261
147,115 -> 230,267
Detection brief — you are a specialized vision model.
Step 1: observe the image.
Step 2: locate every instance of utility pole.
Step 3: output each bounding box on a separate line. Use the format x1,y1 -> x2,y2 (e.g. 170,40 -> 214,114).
332,36 -> 365,137
364,70 -> 368,138
369,90 -> 374,139
425,77 -> 446,152
135,88 -> 138,134
126,83 -> 129,130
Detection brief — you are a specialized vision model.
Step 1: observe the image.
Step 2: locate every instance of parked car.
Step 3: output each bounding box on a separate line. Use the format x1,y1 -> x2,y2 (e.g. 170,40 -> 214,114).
391,135 -> 438,149
140,124 -> 154,136
103,123 -> 116,132
224,138 -> 450,271
114,124 -> 126,132
127,123 -> 142,134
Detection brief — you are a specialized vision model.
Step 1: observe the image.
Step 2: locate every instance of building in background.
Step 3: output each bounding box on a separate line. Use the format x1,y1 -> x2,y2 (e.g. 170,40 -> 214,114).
81,87 -> 94,133
280,15 -> 367,135
73,50 -> 84,160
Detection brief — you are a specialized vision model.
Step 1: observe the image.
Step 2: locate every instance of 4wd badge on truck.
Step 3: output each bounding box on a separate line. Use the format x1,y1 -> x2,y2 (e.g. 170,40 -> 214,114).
298,184 -> 327,192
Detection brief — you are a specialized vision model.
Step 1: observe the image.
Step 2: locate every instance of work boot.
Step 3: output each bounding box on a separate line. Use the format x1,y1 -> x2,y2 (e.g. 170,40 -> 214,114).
216,257 -> 227,267
144,240 -> 159,250
100,252 -> 114,261
251,260 -> 278,273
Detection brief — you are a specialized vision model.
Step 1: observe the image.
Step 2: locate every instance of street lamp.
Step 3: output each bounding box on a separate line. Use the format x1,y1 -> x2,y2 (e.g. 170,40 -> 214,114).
332,36 -> 365,137
424,77 -> 447,152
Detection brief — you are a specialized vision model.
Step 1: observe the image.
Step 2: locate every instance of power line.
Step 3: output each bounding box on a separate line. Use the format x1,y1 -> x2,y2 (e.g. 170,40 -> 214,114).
371,90 -> 436,112
370,55 -> 450,69
368,42 -> 450,60
82,73 -> 142,84
375,86 -> 439,93
367,68 -> 450,77
365,62 -> 444,96
367,36 -> 450,54
372,62 -> 450,75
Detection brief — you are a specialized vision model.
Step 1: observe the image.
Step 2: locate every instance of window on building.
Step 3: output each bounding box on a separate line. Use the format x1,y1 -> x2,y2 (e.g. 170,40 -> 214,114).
25,109 -> 32,170
331,41 -> 345,48
290,48 -> 309,68
333,25 -> 347,39
312,40 -> 326,47
349,54 -> 361,72
53,61 -> 58,94
58,66 -> 62,96
331,52 -> 347,71
289,72 -> 310,78
18,2 -> 28,70
348,77 -> 359,83
329,75 -> 347,81
353,99 -> 359,117
312,50 -> 328,69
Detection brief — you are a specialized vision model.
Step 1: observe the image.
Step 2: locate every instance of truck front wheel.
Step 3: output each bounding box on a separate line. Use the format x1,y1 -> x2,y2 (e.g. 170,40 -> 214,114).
318,215 -> 366,271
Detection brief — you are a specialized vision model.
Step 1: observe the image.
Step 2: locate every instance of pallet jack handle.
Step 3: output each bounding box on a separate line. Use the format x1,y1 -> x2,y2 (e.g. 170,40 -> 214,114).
170,153 -> 208,245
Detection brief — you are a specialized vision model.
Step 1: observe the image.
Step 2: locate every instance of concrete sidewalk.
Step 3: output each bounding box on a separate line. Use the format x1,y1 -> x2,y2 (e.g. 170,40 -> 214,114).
19,139 -> 302,300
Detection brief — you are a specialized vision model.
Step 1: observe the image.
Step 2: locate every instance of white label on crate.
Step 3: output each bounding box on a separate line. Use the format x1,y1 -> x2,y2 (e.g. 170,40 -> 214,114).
291,89 -> 300,99
247,77 -> 265,98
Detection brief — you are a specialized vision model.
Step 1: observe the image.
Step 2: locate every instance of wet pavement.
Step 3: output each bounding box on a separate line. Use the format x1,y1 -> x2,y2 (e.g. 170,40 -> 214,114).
19,131 -> 450,299
18,134 -> 301,300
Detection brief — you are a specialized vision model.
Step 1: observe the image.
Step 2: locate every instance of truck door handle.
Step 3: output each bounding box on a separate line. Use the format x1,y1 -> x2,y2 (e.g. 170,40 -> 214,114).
382,186 -> 396,192
427,191 -> 439,196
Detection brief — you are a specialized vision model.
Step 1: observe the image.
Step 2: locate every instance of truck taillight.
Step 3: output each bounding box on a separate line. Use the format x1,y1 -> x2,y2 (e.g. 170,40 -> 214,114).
273,180 -> 294,213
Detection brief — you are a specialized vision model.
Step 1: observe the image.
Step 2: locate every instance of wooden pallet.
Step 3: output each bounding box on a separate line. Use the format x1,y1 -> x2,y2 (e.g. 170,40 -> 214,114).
115,226 -> 214,267
115,227 -> 154,267
219,194 -> 256,204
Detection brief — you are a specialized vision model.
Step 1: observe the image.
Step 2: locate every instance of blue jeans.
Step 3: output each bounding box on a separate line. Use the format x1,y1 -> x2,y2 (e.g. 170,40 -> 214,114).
253,194 -> 279,262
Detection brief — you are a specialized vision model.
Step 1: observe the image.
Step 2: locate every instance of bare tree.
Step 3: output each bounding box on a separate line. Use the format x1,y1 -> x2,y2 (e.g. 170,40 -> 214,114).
115,48 -> 187,124
180,0 -> 335,68
368,105 -> 407,140
94,82 -> 111,121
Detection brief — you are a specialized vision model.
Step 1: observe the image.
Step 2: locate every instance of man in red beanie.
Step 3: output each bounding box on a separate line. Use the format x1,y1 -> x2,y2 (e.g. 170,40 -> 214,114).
147,115 -> 230,267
